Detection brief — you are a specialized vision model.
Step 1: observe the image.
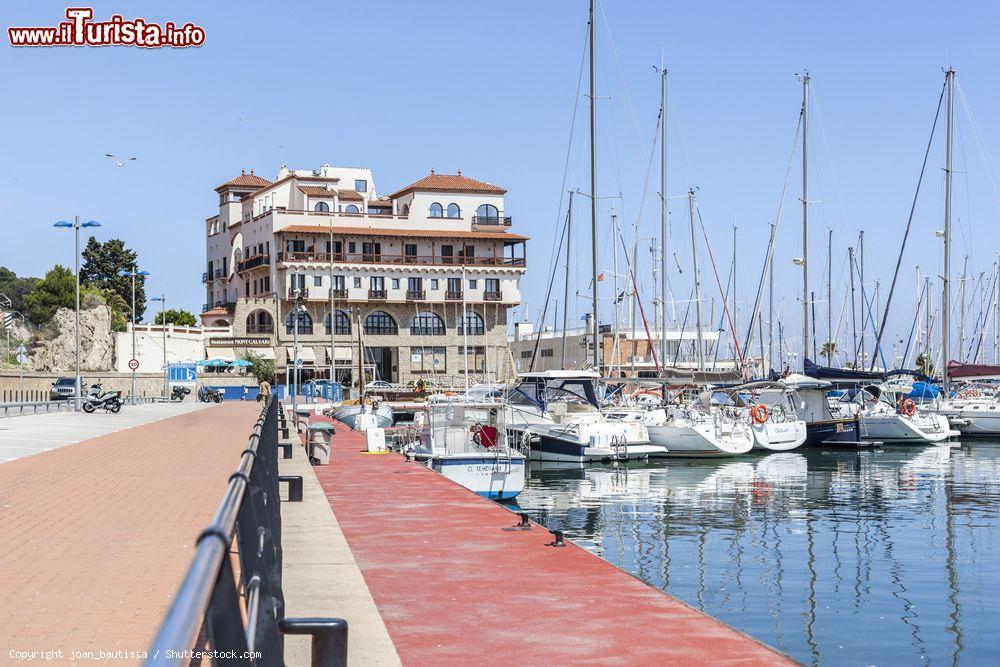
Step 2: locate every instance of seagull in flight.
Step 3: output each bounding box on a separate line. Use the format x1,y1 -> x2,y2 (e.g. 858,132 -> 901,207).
105,154 -> 137,168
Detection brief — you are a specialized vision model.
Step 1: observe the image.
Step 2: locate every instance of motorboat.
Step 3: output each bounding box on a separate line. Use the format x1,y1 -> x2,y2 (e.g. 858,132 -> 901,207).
778,374 -> 868,447
938,384 -> 1000,436
835,385 -> 958,444
406,402 -> 525,500
724,382 -> 808,452
329,400 -> 394,430
505,370 -> 662,463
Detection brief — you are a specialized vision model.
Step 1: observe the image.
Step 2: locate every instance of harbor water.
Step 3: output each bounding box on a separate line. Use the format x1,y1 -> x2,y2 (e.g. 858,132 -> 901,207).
516,441 -> 1000,666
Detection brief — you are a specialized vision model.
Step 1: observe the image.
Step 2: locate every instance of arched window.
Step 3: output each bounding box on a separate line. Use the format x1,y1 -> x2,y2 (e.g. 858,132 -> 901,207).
345,204 -> 360,214
314,201 -> 330,212
457,311 -> 484,335
476,204 -> 499,221
410,311 -> 445,335
285,309 -> 313,334
364,311 -> 397,335
446,203 -> 461,218
429,202 -> 443,218
325,310 -> 351,335
246,309 -> 274,334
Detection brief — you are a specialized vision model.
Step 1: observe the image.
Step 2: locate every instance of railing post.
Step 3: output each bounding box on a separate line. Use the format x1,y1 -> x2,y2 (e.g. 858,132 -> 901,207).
279,618 -> 348,667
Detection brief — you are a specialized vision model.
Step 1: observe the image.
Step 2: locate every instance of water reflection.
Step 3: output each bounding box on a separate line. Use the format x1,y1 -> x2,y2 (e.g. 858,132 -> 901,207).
517,442 -> 1000,666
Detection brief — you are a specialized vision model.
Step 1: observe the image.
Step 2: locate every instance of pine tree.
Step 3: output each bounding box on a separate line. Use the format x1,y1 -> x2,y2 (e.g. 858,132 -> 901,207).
80,237 -> 147,321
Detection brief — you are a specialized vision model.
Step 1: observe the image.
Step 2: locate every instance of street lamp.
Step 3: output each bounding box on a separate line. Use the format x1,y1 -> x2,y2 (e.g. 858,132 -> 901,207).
54,217 -> 101,412
118,266 -> 150,404
290,287 -> 303,414
151,295 -> 168,400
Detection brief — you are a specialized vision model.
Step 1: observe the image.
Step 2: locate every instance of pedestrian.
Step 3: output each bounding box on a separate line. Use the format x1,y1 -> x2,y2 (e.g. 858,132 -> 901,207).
259,379 -> 271,403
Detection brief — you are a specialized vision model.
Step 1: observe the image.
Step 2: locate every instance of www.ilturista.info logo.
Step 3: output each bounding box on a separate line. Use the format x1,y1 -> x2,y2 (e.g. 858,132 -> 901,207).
8,7 -> 205,48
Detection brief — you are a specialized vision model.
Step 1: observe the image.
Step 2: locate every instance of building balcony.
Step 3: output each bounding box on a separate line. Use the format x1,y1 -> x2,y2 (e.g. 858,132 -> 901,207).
236,254 -> 270,273
406,290 -> 426,301
331,288 -> 348,299
472,215 -> 512,227
276,250 -> 525,269
483,291 -> 502,301
445,290 -> 463,301
368,289 -> 387,300
201,272 -> 209,284
246,323 -> 274,334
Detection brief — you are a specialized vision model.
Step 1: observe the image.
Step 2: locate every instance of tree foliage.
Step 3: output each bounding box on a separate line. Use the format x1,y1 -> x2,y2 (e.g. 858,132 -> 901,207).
154,309 -> 197,327
242,350 -> 276,384
80,237 -> 147,321
916,353 -> 936,378
0,266 -> 40,320
23,265 -> 76,323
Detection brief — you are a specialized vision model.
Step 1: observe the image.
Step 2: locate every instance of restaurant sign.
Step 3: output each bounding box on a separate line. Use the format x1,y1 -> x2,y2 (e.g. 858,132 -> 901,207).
208,336 -> 272,347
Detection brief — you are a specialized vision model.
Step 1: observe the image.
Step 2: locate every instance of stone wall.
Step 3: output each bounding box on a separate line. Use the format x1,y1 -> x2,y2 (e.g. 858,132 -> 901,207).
26,304 -> 116,372
0,371 -> 255,403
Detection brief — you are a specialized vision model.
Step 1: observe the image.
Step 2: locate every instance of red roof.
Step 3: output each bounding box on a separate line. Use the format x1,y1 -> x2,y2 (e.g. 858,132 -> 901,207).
389,171 -> 506,199
215,170 -> 271,192
276,224 -> 528,241
200,306 -> 231,316
297,186 -> 363,201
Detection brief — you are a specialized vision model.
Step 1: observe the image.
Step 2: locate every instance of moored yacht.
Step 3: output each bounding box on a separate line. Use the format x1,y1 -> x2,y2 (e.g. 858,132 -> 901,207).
836,385 -> 958,444
725,382 -> 808,452
779,374 -> 867,447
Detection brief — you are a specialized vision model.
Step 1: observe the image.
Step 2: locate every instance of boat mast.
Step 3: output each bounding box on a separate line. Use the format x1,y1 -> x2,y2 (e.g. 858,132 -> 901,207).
588,0 -> 600,371
688,189 -> 705,371
800,71 -> 810,369
732,225 -> 738,366
768,222 -> 775,374
859,230 -> 866,366
849,246 -> 858,368
659,64 -> 669,369
942,67 -> 955,387
561,191 -> 574,367
959,255 -> 968,362
827,228 -> 833,366
611,211 -> 621,373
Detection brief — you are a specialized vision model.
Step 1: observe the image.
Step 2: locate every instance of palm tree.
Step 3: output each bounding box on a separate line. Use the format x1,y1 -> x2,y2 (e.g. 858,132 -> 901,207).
820,341 -> 838,364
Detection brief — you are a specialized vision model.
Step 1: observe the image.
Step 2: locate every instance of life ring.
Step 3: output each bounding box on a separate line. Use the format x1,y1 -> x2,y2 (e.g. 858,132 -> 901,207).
470,422 -> 482,445
750,404 -> 770,424
900,398 -> 916,417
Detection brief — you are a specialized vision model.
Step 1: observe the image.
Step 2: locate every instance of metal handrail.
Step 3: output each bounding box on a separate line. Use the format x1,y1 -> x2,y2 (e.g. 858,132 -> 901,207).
0,400 -> 75,418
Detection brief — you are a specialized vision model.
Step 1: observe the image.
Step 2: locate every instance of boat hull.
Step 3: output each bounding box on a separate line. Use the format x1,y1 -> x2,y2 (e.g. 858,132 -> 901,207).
431,454 -> 526,500
751,420 -> 808,451
647,423 -> 753,458
804,418 -> 868,447
859,413 -> 957,443
332,404 -> 394,430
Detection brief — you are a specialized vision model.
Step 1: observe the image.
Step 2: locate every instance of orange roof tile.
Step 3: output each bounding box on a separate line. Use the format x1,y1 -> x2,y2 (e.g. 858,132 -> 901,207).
215,169 -> 271,192
200,306 -> 230,316
389,171 -> 506,199
297,186 -> 364,201
276,224 -> 528,241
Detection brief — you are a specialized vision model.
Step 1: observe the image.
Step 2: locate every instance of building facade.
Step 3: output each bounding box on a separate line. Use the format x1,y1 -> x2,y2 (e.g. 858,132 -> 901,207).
508,321 -> 734,377
201,165 -> 528,387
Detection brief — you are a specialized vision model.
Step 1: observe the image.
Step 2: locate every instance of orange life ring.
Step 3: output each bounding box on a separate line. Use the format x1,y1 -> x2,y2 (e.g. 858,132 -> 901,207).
901,398 -> 916,417
751,404 -> 770,424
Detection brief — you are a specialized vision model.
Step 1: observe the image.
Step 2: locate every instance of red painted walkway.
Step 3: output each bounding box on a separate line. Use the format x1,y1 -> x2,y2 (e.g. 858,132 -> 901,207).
313,425 -> 795,665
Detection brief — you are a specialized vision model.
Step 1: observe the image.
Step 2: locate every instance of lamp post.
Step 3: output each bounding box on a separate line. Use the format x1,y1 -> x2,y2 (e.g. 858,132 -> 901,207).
151,295 -> 168,400
291,287 -> 303,414
118,266 -> 150,404
54,217 -> 101,412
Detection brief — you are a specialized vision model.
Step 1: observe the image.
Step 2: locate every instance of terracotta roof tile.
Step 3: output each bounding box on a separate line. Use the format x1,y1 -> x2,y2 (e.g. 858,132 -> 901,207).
215,170 -> 271,192
276,224 -> 528,241
389,171 -> 506,199
200,306 -> 230,316
297,185 -> 365,201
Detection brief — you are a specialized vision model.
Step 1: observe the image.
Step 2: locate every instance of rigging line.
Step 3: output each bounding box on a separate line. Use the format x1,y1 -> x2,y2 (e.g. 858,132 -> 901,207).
527,207 -> 572,372
672,286 -> 696,366
695,206 -> 744,370
956,79 -> 1000,217
615,229 -> 661,373
537,18 -> 591,333
810,82 -> 853,234
900,281 -> 927,369
966,270 -> 995,361
973,270 -> 999,361
955,104 -> 975,267
742,110 -> 803,358
596,0 -> 646,161
868,80 -> 946,371
854,259 -> 888,370
710,263 -> 734,369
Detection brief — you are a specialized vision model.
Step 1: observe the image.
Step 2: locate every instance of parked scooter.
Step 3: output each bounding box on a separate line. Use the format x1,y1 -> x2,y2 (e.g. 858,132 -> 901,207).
83,384 -> 123,413
171,386 -> 192,401
199,387 -> 224,403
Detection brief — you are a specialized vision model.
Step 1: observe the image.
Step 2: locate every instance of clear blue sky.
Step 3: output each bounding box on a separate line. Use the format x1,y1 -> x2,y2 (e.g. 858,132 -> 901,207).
2,1 -> 999,366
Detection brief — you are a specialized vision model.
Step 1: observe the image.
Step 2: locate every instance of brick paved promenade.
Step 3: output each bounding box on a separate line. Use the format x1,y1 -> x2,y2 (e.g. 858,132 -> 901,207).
0,402 -> 259,664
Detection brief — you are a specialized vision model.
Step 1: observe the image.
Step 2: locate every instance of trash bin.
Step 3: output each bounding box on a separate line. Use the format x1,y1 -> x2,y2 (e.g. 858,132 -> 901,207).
306,422 -> 335,465
295,408 -> 312,434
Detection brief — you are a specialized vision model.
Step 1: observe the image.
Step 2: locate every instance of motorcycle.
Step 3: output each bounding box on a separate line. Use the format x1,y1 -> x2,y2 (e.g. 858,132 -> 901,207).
83,384 -> 123,413
171,386 -> 192,402
199,387 -> 225,403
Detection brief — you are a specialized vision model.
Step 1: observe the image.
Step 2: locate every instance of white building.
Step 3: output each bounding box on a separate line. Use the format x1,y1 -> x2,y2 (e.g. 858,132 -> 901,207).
201,165 -> 529,386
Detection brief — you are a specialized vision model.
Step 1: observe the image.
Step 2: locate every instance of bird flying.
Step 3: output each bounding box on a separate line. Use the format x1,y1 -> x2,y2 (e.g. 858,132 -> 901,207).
105,154 -> 137,168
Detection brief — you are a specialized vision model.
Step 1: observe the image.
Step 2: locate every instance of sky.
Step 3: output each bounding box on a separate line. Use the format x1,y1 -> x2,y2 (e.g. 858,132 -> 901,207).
2,0 -> 999,368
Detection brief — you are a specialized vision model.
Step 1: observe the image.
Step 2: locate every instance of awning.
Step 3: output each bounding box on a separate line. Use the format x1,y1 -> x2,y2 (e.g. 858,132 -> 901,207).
325,347 -> 353,362
285,346 -> 317,363
253,347 -> 276,360
205,347 -> 236,362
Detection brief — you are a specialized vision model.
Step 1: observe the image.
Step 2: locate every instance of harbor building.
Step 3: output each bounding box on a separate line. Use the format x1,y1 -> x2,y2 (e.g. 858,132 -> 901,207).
509,320 -> 734,377
201,165 -> 528,386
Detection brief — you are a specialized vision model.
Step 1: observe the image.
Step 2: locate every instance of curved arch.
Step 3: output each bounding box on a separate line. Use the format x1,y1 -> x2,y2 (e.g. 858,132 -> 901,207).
285,309 -> 313,334
211,318 -> 230,327
410,311 -> 445,335
446,203 -> 461,218
246,309 -> 274,334
457,311 -> 484,335
364,311 -> 397,335
429,202 -> 443,218
475,203 -> 499,220
324,310 -> 351,335
344,204 -> 360,214
314,201 -> 330,212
